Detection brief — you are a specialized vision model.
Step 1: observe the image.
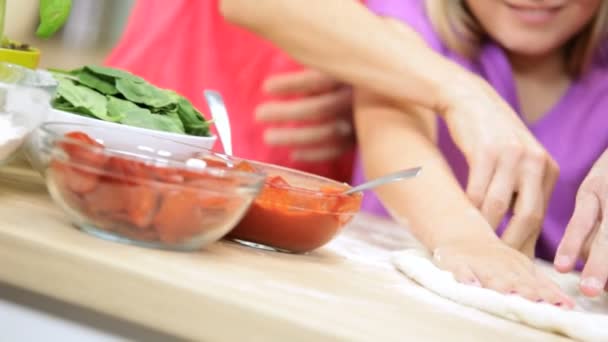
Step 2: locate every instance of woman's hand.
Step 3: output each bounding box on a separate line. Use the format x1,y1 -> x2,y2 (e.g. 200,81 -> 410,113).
255,69 -> 354,162
555,149 -> 608,297
434,234 -> 573,307
438,75 -> 559,256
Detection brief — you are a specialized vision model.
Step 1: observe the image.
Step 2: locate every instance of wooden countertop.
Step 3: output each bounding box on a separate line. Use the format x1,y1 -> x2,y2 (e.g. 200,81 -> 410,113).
0,165 -> 570,341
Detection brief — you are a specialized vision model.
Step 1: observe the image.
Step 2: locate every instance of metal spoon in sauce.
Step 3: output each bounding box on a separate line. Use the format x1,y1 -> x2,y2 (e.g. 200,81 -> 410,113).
342,167 -> 422,195
203,90 -> 232,156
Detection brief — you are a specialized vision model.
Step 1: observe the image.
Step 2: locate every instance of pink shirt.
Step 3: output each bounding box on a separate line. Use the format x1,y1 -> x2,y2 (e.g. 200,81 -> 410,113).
106,0 -> 353,182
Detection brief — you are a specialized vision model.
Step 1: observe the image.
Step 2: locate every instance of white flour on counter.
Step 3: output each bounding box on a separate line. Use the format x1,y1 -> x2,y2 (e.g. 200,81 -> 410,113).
0,115 -> 27,161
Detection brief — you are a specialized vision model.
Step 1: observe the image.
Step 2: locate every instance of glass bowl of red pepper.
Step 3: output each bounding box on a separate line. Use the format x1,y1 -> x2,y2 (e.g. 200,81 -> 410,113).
37,122 -> 265,251
226,161 -> 363,253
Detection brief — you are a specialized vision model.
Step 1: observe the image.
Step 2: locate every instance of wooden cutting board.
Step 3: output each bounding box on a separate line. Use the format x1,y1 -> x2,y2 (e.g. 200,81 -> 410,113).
0,167 -> 570,341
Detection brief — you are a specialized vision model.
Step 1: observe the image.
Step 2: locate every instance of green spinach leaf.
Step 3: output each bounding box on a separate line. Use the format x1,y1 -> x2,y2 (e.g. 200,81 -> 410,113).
51,96 -> 76,112
175,95 -> 211,136
50,65 -> 211,137
56,78 -> 119,122
121,107 -> 185,134
85,65 -> 137,81
106,96 -> 147,123
116,78 -> 175,108
76,70 -> 119,95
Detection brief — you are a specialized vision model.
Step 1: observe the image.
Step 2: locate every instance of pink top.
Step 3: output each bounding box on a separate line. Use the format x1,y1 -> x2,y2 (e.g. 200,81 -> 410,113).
106,0 -> 353,182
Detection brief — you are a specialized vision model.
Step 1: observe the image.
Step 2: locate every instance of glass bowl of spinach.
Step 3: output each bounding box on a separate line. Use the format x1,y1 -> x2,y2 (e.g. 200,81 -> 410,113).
47,65 -> 216,149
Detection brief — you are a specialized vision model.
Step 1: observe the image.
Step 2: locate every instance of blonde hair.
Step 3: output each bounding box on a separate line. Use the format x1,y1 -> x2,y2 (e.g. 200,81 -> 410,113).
425,0 -> 608,77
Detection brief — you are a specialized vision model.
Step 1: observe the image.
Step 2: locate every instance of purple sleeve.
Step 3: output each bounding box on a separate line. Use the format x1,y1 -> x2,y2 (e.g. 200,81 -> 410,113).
366,0 -> 444,51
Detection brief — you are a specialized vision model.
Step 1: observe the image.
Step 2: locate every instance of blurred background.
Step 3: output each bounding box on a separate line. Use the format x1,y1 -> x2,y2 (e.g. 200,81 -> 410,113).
7,0 -> 135,68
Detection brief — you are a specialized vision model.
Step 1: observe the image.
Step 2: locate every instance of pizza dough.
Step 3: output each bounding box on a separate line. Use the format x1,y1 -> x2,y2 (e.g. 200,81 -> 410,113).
392,249 -> 608,342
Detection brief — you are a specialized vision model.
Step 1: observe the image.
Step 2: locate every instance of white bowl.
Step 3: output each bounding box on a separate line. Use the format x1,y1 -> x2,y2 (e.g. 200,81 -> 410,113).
47,109 -> 217,149
25,109 -> 216,174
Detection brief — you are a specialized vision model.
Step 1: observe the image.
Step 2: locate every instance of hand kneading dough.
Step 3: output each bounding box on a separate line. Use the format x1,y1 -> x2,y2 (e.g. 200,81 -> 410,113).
392,250 -> 608,342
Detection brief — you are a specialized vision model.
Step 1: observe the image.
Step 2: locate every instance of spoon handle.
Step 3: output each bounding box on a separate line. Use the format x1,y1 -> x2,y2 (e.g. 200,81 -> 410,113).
204,90 -> 232,156
343,167 -> 422,195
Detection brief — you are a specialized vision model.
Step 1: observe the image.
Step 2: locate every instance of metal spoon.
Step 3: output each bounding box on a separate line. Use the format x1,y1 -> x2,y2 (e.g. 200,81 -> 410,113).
204,90 -> 232,156
342,167 -> 422,195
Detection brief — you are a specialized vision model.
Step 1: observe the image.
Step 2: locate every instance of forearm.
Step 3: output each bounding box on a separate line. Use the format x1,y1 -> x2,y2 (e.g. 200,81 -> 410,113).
354,91 -> 496,249
219,0 -> 470,113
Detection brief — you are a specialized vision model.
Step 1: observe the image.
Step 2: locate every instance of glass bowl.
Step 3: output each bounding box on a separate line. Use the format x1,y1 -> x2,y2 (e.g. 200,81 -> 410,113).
38,122 -> 265,251
226,161 -> 363,253
0,62 -> 56,166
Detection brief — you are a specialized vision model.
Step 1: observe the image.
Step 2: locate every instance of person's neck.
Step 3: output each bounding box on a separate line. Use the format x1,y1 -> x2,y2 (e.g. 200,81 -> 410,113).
508,50 -> 568,82
507,50 -> 571,123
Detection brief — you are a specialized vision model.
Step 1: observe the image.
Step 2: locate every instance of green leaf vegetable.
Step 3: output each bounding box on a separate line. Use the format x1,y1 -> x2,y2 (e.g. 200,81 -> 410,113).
50,65 -> 211,137
51,96 -> 76,112
175,95 -> 213,136
56,78 -> 119,122
107,96 -> 184,134
122,109 -> 186,135
36,0 -> 73,38
115,78 -> 174,108
77,70 -> 119,95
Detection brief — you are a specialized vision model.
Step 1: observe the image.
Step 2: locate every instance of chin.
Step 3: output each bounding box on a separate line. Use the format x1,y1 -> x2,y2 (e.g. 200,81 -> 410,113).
495,34 -> 564,57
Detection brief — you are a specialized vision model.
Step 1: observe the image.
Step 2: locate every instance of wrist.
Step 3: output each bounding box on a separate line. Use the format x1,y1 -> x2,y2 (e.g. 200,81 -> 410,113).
424,207 -> 499,251
432,65 -> 487,119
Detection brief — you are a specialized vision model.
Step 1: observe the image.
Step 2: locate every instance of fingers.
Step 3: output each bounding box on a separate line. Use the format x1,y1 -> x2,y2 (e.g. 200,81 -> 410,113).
432,254 -> 481,287
533,267 -> 575,308
502,156 -> 547,250
263,69 -> 341,96
434,244 -> 571,307
257,71 -> 353,163
554,191 -> 600,273
291,144 -> 353,163
264,119 -> 353,147
521,231 -> 539,259
541,158 -> 560,215
452,265 -> 482,287
264,118 -> 354,162
520,158 -> 558,257
480,151 -> 520,228
256,87 -> 352,122
474,263 -> 569,305
579,209 -> 608,297
581,222 -> 600,261
466,152 -> 497,208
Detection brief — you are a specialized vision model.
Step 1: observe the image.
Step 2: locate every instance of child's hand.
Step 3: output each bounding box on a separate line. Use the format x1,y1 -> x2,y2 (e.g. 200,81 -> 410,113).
256,69 -> 353,162
555,149 -> 608,297
433,235 -> 574,307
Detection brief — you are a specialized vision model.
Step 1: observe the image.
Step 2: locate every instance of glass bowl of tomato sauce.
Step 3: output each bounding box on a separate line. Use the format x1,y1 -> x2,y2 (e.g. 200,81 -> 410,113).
37,122 -> 265,251
226,161 -> 363,253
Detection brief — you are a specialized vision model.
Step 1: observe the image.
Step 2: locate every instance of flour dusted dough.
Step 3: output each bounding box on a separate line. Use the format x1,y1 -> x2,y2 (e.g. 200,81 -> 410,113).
392,250 -> 608,342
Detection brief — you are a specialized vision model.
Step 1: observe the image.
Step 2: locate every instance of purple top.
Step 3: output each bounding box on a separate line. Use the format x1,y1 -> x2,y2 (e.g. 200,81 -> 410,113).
353,0 -> 608,262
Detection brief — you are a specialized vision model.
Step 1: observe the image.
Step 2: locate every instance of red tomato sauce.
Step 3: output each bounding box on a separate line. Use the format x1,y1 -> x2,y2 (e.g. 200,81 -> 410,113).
229,176 -> 362,253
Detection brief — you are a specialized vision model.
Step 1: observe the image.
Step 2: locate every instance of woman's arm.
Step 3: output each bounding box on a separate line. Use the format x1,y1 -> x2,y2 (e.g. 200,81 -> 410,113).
354,89 -> 572,306
219,0 -> 460,112
221,0 -> 559,254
